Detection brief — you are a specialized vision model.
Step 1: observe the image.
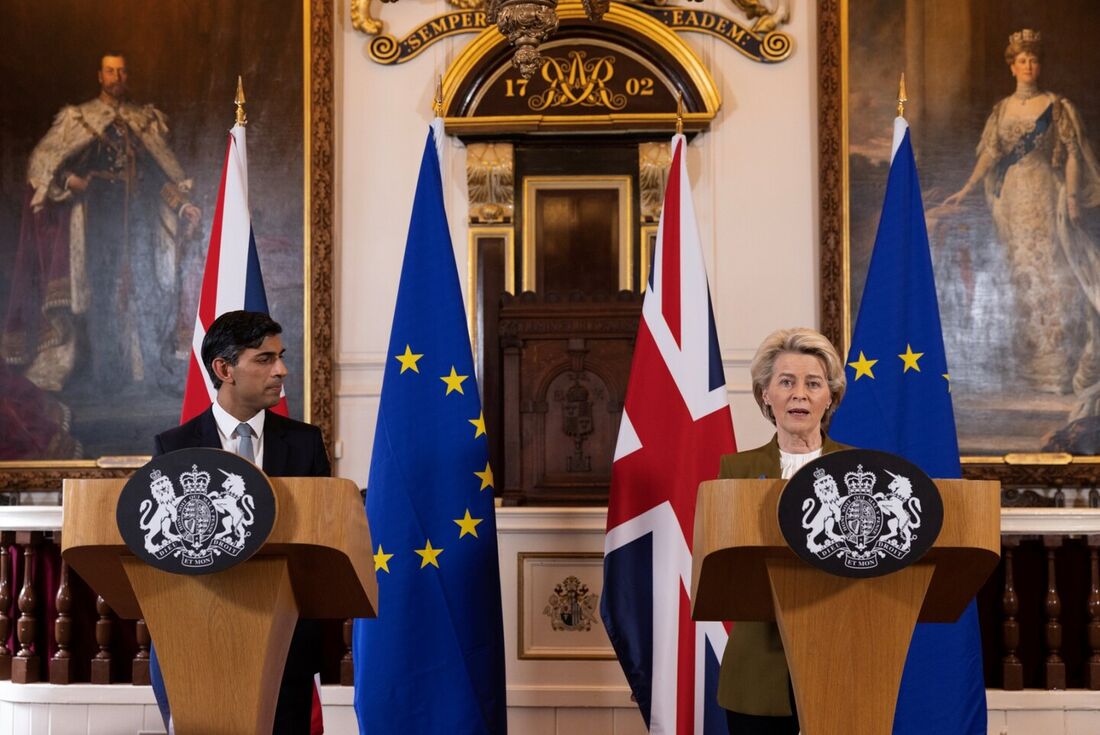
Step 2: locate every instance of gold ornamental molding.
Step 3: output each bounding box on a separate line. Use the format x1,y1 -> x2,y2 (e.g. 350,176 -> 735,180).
356,0 -> 792,68
440,0 -> 722,135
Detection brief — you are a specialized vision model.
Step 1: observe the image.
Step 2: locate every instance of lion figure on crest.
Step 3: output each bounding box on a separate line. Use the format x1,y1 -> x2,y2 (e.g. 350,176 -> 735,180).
140,470 -> 180,553
212,470 -> 255,547
801,470 -> 845,553
875,470 -> 922,550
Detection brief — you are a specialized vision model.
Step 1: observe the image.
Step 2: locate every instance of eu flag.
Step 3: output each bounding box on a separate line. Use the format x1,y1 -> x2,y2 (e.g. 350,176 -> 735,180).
828,117 -> 986,733
352,121 -> 507,734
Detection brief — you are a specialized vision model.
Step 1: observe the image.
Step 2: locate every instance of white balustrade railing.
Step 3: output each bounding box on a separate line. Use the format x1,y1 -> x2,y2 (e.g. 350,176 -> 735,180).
0,506 -> 63,532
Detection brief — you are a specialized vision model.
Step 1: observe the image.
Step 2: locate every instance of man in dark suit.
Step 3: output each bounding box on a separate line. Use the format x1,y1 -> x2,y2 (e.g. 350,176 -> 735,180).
153,310 -> 329,734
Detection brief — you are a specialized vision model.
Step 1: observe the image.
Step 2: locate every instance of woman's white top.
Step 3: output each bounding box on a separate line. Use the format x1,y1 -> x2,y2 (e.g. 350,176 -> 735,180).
779,448 -> 823,480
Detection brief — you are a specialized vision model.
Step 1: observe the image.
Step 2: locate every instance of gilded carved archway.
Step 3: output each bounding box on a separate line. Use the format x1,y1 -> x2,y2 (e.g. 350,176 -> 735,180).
442,0 -> 721,135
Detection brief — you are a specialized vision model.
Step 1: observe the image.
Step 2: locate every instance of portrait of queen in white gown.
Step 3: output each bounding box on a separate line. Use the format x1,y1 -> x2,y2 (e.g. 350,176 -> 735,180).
939,29 -> 1100,421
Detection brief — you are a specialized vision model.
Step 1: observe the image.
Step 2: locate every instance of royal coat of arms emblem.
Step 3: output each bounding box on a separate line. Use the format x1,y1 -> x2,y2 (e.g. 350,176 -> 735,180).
778,450 -> 943,578
118,448 -> 276,575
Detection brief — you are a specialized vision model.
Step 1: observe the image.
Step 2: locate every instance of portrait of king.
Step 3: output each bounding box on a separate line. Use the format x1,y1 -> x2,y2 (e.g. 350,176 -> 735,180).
6,52 -> 201,392
1,52 -> 202,459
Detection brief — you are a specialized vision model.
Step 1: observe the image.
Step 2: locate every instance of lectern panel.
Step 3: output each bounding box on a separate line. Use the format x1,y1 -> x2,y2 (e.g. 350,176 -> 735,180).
691,478 -> 1000,623
691,477 -> 1001,735
61,477 -> 378,619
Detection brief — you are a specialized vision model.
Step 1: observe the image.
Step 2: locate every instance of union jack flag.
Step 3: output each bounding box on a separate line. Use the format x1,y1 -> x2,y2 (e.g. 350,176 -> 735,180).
179,123 -> 287,423
601,134 -> 737,734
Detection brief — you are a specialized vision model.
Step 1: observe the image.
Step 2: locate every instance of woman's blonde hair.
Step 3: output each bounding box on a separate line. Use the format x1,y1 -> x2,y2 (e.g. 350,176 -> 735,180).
1005,29 -> 1042,65
750,327 -> 847,427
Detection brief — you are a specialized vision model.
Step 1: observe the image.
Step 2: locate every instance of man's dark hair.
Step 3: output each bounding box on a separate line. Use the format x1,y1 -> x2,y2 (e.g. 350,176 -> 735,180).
201,311 -> 283,390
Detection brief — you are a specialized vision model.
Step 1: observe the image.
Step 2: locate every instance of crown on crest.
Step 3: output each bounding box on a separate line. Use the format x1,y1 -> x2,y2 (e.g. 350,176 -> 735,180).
843,464 -> 876,495
1009,29 -> 1041,46
149,469 -> 174,495
180,464 -> 211,494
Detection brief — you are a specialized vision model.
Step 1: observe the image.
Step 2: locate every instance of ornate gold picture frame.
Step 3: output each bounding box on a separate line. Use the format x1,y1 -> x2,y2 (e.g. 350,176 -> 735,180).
0,0 -> 334,490
819,0 -> 1100,486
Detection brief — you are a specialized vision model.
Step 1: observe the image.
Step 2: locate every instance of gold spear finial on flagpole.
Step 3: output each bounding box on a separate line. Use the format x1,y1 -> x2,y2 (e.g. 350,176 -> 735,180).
433,75 -> 443,118
235,76 -> 247,126
897,73 -> 908,118
675,91 -> 684,135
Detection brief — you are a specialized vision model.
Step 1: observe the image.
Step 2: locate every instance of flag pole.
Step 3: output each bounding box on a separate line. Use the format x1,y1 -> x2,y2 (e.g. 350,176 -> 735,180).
675,90 -> 684,135
235,75 -> 247,126
433,74 -> 443,117
897,73 -> 907,119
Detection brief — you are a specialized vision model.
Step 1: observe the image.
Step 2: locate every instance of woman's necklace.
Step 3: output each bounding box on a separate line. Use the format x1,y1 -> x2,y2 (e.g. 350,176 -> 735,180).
1013,84 -> 1041,103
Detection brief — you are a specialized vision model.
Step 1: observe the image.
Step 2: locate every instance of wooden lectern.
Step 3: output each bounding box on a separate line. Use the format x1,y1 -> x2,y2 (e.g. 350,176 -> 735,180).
61,477 -> 377,735
692,479 -> 1000,735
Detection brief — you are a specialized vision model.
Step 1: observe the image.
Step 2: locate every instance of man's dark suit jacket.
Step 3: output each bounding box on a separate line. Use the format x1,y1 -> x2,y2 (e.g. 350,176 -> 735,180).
155,406 -> 330,735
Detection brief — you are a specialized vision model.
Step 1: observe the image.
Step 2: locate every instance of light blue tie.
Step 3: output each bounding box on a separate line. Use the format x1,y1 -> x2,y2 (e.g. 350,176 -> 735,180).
235,423 -> 255,463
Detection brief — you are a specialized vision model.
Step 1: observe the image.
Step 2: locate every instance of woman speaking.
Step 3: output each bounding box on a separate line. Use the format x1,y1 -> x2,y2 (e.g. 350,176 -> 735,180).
716,327 -> 848,734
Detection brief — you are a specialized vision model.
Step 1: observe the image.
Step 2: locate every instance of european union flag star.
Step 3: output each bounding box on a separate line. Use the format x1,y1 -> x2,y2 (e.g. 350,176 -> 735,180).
441,366 -> 468,395
848,351 -> 878,380
373,545 -> 394,573
469,412 -> 487,438
415,540 -> 444,568
898,344 -> 924,373
474,462 -> 494,491
395,345 -> 423,374
455,509 -> 483,538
